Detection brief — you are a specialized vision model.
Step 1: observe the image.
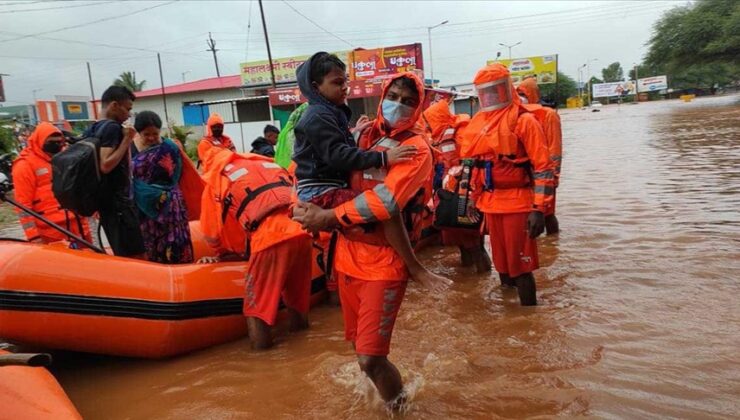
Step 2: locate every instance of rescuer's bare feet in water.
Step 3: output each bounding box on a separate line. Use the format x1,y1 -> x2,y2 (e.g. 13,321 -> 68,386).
247,317 -> 272,350
358,355 -> 405,407
288,308 -> 309,332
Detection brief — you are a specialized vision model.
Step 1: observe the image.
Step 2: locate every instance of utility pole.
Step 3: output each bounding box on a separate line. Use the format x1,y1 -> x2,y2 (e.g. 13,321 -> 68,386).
258,0 -> 276,88
86,62 -> 98,119
157,53 -> 169,126
206,32 -> 221,78
427,20 -> 448,86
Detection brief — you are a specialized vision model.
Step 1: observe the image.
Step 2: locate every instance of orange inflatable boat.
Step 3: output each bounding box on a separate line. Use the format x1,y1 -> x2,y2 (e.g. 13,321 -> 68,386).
0,222 -> 326,359
0,350 -> 81,419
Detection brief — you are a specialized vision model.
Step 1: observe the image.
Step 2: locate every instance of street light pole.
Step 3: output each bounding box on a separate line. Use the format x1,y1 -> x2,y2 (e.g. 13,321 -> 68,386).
585,58 -> 598,105
427,19 -> 448,86
498,41 -> 521,59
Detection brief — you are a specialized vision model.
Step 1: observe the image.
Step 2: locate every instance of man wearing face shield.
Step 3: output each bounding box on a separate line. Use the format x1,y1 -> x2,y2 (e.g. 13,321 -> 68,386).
11,122 -> 91,244
293,73 -> 446,407
460,64 -> 555,306
517,77 -> 562,235
197,113 -> 236,170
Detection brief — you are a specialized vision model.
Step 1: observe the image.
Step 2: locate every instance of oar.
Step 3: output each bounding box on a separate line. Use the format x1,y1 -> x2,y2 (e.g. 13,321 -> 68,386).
0,353 -> 52,367
0,172 -> 106,254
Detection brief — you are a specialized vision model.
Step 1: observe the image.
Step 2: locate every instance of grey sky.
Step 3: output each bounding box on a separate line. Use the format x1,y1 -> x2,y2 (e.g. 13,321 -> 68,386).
0,0 -> 684,104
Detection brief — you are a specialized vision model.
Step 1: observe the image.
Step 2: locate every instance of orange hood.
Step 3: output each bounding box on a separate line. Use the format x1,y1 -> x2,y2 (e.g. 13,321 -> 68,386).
517,77 -> 540,104
422,98 -> 454,140
205,113 -> 224,137
365,72 -> 427,140
459,63 -> 522,157
23,122 -> 62,162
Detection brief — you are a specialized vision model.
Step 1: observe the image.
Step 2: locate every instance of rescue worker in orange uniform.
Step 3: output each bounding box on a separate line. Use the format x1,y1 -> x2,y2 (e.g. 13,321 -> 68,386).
199,147 -> 311,350
293,73 -> 439,407
517,77 -> 562,234
197,113 -> 236,166
11,122 -> 91,245
459,64 -> 555,306
423,98 -> 492,273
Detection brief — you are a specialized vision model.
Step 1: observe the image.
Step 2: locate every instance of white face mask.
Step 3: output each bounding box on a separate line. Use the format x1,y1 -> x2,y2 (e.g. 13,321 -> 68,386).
518,94 -> 529,104
382,99 -> 415,127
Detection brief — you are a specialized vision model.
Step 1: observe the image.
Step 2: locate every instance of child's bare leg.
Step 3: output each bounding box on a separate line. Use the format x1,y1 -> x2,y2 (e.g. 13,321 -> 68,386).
382,214 -> 451,292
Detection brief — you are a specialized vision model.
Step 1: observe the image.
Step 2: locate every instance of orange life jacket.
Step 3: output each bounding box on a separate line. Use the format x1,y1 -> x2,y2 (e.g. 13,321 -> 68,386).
345,129 -> 429,245
220,159 -> 293,236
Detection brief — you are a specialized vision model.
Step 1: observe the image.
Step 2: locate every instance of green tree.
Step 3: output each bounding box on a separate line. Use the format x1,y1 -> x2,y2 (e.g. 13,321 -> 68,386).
601,62 -> 624,82
539,72 -> 578,106
113,71 -> 146,92
643,0 -> 740,92
167,123 -> 197,163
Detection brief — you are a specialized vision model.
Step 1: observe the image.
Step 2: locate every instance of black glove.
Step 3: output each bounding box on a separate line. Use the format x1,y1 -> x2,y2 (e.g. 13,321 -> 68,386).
527,210 -> 545,239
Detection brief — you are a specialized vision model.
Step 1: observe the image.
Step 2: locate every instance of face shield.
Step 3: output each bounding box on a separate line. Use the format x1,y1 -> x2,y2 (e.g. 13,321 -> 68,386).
476,78 -> 512,112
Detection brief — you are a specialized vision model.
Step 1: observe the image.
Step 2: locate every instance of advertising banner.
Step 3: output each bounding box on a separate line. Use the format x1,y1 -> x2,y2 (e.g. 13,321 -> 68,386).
350,43 -> 423,81
592,81 -> 637,98
488,55 -> 558,85
55,95 -> 92,120
268,86 -> 304,106
240,55 -> 309,86
637,75 -> 668,93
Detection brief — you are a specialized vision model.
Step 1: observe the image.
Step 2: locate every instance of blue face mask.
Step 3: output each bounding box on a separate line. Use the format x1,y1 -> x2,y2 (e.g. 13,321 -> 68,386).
382,99 -> 415,127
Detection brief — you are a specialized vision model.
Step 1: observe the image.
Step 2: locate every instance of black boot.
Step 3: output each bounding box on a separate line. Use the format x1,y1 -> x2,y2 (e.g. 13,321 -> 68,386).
514,273 -> 537,306
499,272 -> 516,288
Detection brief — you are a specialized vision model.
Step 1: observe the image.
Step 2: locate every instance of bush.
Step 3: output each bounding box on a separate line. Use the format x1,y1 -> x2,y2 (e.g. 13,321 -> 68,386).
0,126 -> 17,155
167,123 -> 198,163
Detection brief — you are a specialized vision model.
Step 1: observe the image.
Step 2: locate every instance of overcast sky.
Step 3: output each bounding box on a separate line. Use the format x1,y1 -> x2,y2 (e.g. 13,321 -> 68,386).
0,0 -> 685,104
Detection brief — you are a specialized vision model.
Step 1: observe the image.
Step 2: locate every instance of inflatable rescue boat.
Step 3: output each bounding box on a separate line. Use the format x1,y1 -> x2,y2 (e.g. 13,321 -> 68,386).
0,350 -> 81,419
0,222 -> 326,358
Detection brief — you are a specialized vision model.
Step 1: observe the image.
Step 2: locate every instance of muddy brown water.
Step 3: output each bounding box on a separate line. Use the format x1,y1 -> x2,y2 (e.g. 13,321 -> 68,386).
2,95 -> 739,419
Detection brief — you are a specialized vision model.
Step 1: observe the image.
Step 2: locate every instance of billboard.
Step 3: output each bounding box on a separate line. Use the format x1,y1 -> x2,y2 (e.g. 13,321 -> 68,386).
55,95 -> 91,121
269,79 -> 386,106
637,75 -> 668,93
488,55 -> 558,85
240,55 -> 309,86
241,51 -> 352,87
350,43 -> 423,81
592,81 -> 637,98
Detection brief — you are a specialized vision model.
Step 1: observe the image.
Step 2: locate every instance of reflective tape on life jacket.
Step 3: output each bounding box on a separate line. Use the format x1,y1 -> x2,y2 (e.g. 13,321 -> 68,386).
220,160 -> 293,232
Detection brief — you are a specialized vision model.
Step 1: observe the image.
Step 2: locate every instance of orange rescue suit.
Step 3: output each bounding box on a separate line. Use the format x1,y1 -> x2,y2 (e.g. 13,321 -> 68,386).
199,148 -> 298,257
10,122 -> 91,243
197,113 -> 236,167
459,64 -> 555,214
333,72 -> 433,281
517,79 -> 563,186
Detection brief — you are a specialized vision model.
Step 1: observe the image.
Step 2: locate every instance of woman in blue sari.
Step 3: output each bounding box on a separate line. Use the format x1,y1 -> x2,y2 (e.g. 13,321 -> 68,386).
132,111 -> 194,264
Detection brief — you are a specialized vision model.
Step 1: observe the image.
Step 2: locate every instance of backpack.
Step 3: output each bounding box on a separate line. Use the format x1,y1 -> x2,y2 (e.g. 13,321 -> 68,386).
51,121 -> 112,217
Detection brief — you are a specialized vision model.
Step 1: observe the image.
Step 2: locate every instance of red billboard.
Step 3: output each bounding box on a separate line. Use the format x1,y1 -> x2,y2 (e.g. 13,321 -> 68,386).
269,80 -> 387,106
0,76 -> 5,103
268,86 -> 303,106
350,43 -> 424,81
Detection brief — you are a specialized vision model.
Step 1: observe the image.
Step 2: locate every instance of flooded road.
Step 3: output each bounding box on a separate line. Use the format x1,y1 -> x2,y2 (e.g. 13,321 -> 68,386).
6,96 -> 740,418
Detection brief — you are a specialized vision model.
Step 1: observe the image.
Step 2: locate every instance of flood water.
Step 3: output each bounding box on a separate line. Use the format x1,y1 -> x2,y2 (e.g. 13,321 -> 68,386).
5,95 -> 740,418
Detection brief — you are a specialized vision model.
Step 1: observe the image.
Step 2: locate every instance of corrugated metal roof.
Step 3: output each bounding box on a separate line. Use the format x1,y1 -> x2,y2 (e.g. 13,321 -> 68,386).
135,75 -> 243,98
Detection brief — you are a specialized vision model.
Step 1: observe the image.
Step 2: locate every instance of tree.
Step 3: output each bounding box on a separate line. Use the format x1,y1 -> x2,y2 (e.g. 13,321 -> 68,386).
539,72 -> 578,106
601,62 -> 624,82
113,71 -> 146,92
643,0 -> 739,92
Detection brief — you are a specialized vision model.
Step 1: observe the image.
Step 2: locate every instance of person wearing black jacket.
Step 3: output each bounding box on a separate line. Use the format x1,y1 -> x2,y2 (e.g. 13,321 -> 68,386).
250,125 -> 280,157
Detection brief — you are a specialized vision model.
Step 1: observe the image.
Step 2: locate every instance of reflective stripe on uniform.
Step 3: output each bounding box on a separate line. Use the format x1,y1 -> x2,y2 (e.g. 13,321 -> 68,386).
533,170 -> 554,180
550,155 -> 562,162
376,137 -> 400,149
353,194 -> 377,223
227,167 -> 248,181
373,184 -> 399,215
534,185 -> 555,195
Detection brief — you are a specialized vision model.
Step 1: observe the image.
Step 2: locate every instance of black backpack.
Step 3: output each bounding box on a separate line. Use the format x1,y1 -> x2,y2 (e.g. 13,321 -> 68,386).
51,121 -> 112,217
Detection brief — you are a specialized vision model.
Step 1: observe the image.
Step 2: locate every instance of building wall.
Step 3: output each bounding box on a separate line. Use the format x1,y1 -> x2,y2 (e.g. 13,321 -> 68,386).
132,88 -> 245,126
133,88 -> 281,154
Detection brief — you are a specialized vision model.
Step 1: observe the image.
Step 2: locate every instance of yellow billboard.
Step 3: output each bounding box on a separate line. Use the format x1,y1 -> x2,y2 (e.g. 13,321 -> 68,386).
240,51 -> 351,86
487,54 -> 558,85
